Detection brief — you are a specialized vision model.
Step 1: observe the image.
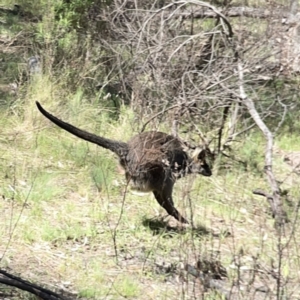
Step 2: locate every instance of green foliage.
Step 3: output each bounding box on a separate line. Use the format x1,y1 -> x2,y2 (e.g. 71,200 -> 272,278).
237,133 -> 265,173
1,0 -> 114,100
55,0 -> 94,30
277,132 -> 300,151
6,0 -> 54,15
90,156 -> 116,192
113,277 -> 140,298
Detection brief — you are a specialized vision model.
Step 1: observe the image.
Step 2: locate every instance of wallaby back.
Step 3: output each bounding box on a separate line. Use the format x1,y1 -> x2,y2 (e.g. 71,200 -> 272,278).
125,131 -> 190,175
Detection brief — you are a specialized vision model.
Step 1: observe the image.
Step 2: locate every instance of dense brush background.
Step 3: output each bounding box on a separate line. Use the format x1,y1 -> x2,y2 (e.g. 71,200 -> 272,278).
1,0 -> 300,299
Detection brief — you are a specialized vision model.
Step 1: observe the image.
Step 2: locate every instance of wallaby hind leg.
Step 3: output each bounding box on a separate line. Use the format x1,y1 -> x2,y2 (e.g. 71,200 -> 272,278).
153,191 -> 189,224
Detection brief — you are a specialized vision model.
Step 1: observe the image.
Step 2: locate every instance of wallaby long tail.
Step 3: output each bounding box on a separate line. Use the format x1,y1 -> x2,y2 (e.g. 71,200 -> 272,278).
36,101 -> 128,158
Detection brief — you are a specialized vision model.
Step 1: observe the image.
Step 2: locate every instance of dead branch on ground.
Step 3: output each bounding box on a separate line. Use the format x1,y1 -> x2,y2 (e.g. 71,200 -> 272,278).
0,269 -> 73,300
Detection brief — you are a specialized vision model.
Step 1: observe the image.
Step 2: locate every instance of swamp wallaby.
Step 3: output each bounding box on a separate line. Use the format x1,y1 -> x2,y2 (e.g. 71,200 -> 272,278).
36,102 -> 212,224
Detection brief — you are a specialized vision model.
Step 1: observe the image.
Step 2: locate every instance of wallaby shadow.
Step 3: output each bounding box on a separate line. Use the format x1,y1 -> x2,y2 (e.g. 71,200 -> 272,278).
142,217 -> 213,238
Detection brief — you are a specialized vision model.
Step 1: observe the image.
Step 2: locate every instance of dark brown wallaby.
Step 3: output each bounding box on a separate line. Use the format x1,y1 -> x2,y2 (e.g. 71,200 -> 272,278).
36,102 -> 212,224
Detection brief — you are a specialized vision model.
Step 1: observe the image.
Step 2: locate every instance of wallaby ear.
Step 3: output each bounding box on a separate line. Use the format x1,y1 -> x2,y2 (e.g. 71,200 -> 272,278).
192,148 -> 206,161
197,149 -> 206,160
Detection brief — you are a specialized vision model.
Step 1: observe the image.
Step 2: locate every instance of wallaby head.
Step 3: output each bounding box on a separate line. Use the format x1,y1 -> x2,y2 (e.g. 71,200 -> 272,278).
36,102 -> 212,225
189,148 -> 212,177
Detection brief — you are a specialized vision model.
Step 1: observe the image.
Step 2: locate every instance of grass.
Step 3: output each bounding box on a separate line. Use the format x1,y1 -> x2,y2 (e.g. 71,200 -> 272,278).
1,80 -> 300,299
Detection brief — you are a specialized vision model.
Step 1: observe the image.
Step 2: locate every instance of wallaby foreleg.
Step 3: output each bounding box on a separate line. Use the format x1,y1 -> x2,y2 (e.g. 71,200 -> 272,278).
153,191 -> 189,224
